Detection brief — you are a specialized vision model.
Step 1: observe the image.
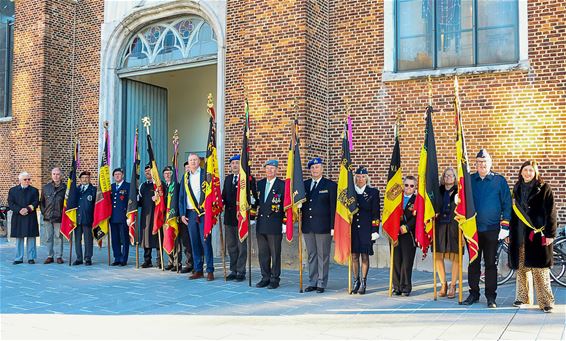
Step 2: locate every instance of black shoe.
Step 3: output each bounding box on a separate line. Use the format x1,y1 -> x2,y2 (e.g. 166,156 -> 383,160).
72,260 -> 83,266
316,287 -> 325,293
305,286 -> 318,292
393,290 -> 402,296
462,294 -> 479,305
13,260 -> 23,265
180,267 -> 191,274
85,260 -> 92,266
401,292 -> 410,297
352,278 -> 361,294
111,261 -> 121,266
170,265 -> 179,272
358,278 -> 367,295
164,264 -> 174,271
226,273 -> 237,281
141,262 -> 152,268
120,262 -> 127,266
235,274 -> 245,282
267,282 -> 279,289
28,260 -> 35,264
543,306 -> 553,313
513,300 -> 524,307
487,299 -> 497,308
256,280 -> 270,288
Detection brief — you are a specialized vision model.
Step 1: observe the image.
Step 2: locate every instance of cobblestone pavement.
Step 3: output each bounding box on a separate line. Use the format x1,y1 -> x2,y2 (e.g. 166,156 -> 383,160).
1,238 -> 564,340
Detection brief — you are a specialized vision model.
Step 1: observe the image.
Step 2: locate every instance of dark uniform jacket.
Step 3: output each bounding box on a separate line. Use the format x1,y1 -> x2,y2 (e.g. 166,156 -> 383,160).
509,180 -> 557,269
352,186 -> 380,237
179,168 -> 205,216
139,180 -> 159,248
222,173 -> 257,227
40,181 -> 66,223
401,194 -> 417,246
301,177 -> 337,234
77,184 -> 96,226
254,177 -> 285,235
110,181 -> 130,224
8,185 -> 40,238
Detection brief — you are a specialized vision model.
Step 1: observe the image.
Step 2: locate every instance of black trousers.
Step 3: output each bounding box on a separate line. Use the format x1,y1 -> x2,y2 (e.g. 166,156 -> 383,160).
392,232 -> 417,293
468,230 -> 499,300
256,232 -> 282,284
226,224 -> 247,275
167,222 -> 193,268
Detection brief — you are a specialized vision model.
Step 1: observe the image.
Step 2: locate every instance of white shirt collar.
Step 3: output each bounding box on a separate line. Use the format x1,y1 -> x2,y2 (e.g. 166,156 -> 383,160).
116,181 -> 123,188
355,185 -> 366,194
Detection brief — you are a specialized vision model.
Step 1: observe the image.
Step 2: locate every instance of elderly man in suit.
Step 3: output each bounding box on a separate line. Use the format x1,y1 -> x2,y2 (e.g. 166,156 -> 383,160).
254,159 -> 286,289
301,157 -> 337,293
180,153 -> 214,281
110,168 -> 130,266
9,172 -> 40,264
73,171 -> 97,266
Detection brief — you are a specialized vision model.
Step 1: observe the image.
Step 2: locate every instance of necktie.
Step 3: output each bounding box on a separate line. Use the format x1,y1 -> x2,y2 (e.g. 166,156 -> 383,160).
311,180 -> 318,192
233,175 -> 238,186
264,181 -> 271,202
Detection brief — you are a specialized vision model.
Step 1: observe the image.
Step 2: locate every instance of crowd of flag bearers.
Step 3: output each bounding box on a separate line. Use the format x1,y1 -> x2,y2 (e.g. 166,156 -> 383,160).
7,78 -> 557,313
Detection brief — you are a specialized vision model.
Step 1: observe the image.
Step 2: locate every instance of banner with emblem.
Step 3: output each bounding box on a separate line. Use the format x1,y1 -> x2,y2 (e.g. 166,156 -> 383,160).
333,119 -> 358,265
127,129 -> 140,245
203,94 -> 224,239
284,119 -> 306,242
146,132 -> 165,235
163,131 -> 180,254
415,106 -> 440,256
92,125 -> 113,247
382,119 -> 404,246
61,140 -> 80,240
237,99 -> 252,242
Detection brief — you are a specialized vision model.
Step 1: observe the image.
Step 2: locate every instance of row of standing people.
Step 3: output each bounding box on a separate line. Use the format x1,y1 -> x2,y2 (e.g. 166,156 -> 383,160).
7,149 -> 557,311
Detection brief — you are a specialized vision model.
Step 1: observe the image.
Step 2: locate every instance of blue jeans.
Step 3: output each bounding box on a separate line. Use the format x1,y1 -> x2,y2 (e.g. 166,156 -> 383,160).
110,222 -> 129,264
186,210 -> 214,273
15,237 -> 37,261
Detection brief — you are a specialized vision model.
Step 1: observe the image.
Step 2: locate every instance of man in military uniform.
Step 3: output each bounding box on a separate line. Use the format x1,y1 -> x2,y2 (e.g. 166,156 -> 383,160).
180,153 -> 213,280
139,165 -> 161,268
73,171 -> 96,266
110,168 -> 130,266
254,159 -> 285,289
301,158 -> 337,293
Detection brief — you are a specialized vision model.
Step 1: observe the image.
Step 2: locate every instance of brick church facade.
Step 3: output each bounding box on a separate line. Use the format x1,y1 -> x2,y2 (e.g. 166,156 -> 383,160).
1,0 -> 565,227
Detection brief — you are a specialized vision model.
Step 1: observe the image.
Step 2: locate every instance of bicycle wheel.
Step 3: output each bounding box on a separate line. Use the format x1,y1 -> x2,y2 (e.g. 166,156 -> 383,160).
550,237 -> 566,287
496,241 -> 514,285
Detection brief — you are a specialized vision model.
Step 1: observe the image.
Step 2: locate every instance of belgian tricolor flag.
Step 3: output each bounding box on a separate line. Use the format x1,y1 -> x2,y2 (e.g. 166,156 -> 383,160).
283,119 -> 306,242
415,106 -> 440,255
333,120 -> 358,265
92,126 -> 113,246
61,140 -> 80,241
147,133 -> 165,235
203,94 -> 224,239
237,99 -> 252,242
381,121 -> 404,246
163,135 -> 180,254
126,129 -> 140,245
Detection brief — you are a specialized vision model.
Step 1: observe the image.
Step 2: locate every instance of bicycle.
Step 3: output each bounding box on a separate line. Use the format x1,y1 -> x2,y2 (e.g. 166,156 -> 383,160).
480,238 -> 515,286
550,227 -> 566,287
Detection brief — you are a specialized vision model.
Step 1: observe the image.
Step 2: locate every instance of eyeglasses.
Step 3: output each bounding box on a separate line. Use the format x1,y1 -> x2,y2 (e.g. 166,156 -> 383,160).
444,174 -> 455,178
23,178 -> 31,181
404,184 -> 415,188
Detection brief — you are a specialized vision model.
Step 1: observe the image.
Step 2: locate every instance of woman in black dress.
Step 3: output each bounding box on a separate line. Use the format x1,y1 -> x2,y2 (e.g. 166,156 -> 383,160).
435,167 -> 461,298
351,166 -> 380,294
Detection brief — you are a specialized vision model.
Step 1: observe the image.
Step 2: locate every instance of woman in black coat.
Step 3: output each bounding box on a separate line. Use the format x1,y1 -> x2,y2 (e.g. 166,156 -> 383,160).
508,160 -> 556,313
8,172 -> 40,264
351,166 -> 380,294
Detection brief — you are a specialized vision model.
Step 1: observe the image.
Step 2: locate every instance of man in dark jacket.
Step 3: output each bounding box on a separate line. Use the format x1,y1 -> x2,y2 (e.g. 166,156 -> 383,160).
73,171 -> 96,266
463,149 -> 512,308
40,167 -> 66,264
254,159 -> 286,289
392,175 -> 417,296
139,165 -> 161,268
110,168 -> 130,266
301,157 -> 337,293
9,172 -> 40,264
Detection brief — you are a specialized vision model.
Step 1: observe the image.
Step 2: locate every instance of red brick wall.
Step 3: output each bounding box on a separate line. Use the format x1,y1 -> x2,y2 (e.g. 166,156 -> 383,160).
0,0 -> 103,203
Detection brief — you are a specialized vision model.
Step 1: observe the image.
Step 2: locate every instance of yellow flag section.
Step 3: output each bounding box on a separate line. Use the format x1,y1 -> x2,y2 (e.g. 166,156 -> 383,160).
381,124 -> 403,246
92,129 -> 112,244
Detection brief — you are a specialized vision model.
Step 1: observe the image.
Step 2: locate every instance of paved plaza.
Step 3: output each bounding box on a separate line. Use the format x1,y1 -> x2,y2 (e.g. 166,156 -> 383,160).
1,238 -> 564,340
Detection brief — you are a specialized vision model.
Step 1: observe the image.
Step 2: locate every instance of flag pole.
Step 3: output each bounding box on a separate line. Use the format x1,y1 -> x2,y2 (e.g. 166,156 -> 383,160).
389,242 -> 395,296
432,218 -> 437,300
458,225 -> 463,304
348,253 -> 352,294
219,218 -> 227,281
176,239 -> 180,273
69,231 -> 73,266
107,226 -> 111,266
158,229 -> 164,271
136,227 -> 140,269
298,209 -> 303,293
248,214 -> 252,287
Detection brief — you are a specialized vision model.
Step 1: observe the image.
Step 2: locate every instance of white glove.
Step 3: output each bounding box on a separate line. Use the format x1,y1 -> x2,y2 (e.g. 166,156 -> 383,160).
330,229 -> 334,236
282,224 -> 286,233
250,196 -> 256,205
296,202 -> 302,209
371,232 -> 380,241
498,228 -> 509,240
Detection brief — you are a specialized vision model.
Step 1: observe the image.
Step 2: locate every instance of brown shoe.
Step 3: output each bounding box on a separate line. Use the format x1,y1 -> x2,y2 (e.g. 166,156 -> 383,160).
189,272 -> 204,280
439,282 -> 447,297
56,258 -> 64,264
44,257 -> 54,264
207,272 -> 215,281
447,284 -> 456,299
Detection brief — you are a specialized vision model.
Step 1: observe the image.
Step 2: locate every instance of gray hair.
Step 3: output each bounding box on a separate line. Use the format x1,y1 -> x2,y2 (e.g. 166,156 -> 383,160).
18,172 -> 30,181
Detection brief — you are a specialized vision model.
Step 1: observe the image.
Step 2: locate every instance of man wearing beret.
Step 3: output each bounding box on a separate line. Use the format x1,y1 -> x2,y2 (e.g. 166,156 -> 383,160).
301,157 -> 337,293
222,154 -> 256,281
110,168 -> 130,266
73,171 -> 96,266
254,159 -> 286,289
463,149 -> 512,308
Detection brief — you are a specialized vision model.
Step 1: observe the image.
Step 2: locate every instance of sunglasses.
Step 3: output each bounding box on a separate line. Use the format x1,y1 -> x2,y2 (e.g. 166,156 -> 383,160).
404,184 -> 415,188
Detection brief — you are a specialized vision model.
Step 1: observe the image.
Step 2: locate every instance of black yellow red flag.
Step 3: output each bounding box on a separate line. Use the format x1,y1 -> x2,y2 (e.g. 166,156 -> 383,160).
283,119 -> 306,242
61,140 -> 80,240
93,125 -> 113,246
126,129 -> 140,245
382,120 -> 404,246
163,131 -> 180,254
237,99 -> 252,242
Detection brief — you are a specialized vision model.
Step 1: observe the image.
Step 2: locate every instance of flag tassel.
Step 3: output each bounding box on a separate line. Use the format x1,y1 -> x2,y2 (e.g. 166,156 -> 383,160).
298,209 -> 303,293
389,243 -> 395,297
248,211 -> 252,287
